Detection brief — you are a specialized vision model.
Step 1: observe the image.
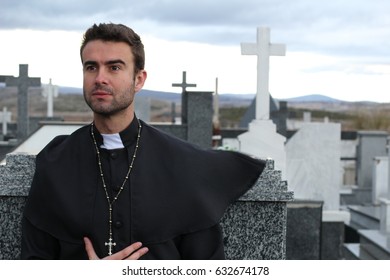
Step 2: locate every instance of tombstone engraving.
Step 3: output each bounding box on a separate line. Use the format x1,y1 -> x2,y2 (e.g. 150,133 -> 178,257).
172,71 -> 197,124
0,64 -> 41,140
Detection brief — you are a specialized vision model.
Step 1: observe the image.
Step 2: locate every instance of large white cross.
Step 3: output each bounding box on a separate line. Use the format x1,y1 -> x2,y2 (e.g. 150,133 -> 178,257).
241,27 -> 286,120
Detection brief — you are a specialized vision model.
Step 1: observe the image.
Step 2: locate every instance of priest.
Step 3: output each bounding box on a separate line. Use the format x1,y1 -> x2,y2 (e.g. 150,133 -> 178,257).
21,23 -> 265,260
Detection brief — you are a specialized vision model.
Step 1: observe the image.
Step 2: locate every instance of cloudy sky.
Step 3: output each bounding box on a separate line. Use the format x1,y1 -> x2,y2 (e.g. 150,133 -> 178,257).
0,0 -> 389,102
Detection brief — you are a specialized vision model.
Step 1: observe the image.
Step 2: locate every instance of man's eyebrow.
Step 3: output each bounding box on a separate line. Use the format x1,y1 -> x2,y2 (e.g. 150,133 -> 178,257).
83,60 -> 126,67
83,60 -> 97,67
105,59 -> 126,65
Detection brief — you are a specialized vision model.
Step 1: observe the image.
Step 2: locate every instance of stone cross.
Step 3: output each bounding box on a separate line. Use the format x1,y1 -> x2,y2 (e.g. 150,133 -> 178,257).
172,71 -> 197,93
42,78 -> 58,118
0,107 -> 12,136
172,71 -> 197,124
241,27 -> 286,120
0,64 -> 41,140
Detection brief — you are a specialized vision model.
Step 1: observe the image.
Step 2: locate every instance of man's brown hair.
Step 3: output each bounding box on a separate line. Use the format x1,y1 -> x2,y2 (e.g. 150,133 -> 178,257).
80,23 -> 145,73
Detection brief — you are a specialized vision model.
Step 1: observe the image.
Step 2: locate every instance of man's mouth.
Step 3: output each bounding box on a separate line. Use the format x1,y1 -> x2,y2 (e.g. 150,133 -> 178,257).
92,90 -> 111,97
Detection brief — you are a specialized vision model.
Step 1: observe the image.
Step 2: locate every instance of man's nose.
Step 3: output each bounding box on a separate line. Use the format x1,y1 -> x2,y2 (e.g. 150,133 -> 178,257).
95,69 -> 108,84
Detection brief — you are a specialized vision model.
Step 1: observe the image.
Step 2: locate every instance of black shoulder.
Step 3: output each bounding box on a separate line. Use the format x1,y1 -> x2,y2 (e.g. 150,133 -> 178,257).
36,125 -> 91,162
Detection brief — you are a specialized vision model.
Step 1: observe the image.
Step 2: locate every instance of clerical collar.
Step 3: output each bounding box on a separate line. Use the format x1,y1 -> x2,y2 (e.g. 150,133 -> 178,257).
100,133 -> 124,150
92,116 -> 140,149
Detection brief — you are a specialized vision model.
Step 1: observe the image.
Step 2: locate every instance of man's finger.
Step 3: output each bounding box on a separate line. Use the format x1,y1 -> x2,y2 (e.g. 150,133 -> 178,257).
84,237 -> 100,260
111,242 -> 148,260
126,247 -> 149,260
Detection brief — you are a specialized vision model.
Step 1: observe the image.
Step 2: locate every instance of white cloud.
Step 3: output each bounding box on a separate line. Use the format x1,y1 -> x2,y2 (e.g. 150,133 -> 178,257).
1,0 -> 390,102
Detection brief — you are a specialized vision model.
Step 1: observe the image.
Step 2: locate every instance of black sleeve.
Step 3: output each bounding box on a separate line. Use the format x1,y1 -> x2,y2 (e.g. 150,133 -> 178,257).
178,223 -> 225,260
21,217 -> 60,260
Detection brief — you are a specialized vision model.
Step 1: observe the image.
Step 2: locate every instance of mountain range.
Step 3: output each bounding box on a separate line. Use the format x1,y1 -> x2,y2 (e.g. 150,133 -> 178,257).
58,86 -> 375,105
0,83 -> 379,104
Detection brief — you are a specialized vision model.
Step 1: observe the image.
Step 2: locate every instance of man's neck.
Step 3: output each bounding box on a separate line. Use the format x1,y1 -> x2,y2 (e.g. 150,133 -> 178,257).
93,111 -> 134,134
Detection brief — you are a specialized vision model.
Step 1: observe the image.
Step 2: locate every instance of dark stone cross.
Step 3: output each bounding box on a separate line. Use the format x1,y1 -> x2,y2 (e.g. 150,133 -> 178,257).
172,71 -> 197,124
0,64 -> 41,140
172,71 -> 197,93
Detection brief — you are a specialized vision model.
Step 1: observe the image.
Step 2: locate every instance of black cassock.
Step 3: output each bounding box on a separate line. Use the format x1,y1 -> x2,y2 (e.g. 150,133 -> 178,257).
22,117 -> 265,259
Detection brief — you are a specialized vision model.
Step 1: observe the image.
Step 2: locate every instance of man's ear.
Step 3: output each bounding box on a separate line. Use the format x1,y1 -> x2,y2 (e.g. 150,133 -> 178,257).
134,70 -> 147,92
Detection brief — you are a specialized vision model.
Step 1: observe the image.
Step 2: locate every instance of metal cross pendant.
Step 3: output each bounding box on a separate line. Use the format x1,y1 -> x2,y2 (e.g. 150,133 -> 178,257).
105,237 -> 116,256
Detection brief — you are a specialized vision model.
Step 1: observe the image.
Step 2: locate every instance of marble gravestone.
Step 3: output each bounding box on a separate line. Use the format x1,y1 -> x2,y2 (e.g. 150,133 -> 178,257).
372,156 -> 389,205
238,27 -> 287,179
344,141 -> 390,260
356,131 -> 388,191
285,122 -> 350,259
286,123 -> 342,211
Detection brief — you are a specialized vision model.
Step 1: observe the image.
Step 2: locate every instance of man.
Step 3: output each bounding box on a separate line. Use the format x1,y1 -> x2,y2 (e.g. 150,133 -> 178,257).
21,23 -> 265,260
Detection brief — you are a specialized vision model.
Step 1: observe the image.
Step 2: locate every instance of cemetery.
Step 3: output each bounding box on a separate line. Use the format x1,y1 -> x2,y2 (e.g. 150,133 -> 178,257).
1,26 -> 390,260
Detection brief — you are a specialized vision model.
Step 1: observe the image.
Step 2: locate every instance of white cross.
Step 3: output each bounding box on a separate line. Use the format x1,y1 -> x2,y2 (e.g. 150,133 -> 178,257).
105,237 -> 116,256
241,27 -> 286,120
0,107 -> 12,136
42,78 -> 58,118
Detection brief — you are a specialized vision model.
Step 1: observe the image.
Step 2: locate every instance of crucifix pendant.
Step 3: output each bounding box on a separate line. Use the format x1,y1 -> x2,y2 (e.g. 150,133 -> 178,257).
105,237 -> 116,256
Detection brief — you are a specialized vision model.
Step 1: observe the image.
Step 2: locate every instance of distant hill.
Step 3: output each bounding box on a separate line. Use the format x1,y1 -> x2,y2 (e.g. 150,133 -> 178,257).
58,86 -> 255,106
57,86 -> 378,106
278,94 -> 344,103
58,86 -> 83,94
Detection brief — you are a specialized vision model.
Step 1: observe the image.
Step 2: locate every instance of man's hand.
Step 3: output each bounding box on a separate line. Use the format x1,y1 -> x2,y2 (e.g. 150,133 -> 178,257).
84,237 -> 149,260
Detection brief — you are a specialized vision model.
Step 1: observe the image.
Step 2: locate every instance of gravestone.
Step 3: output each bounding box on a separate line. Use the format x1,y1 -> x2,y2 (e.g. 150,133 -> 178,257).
344,131 -> 389,206
221,159 -> 294,259
356,131 -> 388,190
286,200 -> 323,259
344,133 -> 390,259
237,27 -> 287,178
372,156 -> 389,205
186,91 -> 213,148
0,153 -> 35,259
0,64 -> 41,140
286,123 -> 341,210
172,71 -> 196,125
0,107 -> 12,136
378,144 -> 390,234
286,122 -> 350,259
303,112 -> 311,123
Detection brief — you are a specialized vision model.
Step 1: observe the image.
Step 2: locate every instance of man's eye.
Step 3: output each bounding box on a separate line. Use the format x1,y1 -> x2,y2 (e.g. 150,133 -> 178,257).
111,65 -> 121,71
85,65 -> 96,71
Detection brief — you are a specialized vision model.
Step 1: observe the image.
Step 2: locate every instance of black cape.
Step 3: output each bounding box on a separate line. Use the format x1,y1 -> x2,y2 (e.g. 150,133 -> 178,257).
22,118 -> 265,259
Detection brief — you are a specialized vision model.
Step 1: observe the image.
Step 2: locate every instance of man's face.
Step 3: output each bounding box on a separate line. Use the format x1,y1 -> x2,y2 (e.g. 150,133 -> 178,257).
81,40 -> 144,116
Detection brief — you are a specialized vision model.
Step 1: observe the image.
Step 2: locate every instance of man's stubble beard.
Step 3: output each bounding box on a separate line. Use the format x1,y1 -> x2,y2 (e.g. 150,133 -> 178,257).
84,84 -> 135,116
